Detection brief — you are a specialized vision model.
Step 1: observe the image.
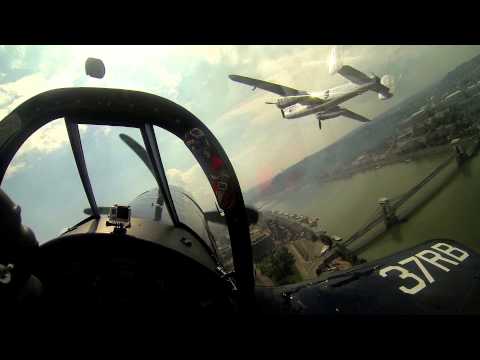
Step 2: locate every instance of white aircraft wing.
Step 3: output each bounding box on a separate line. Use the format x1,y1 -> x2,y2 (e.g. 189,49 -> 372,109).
341,108 -> 371,122
229,74 -> 304,96
337,65 -> 373,85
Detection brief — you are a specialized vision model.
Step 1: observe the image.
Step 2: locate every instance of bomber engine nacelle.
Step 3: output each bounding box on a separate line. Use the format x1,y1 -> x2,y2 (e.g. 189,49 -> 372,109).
378,74 -> 395,100
378,93 -> 392,100
316,109 -> 345,120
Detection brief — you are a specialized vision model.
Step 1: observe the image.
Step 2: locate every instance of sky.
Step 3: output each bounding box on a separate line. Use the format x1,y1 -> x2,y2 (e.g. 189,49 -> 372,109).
1,45 -> 480,242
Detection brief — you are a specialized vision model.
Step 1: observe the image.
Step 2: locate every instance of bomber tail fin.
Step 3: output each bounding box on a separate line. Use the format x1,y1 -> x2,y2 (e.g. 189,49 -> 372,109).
338,65 -> 395,100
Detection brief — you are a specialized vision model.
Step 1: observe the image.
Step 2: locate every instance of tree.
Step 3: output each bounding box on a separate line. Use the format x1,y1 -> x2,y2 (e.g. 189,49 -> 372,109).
258,247 -> 297,285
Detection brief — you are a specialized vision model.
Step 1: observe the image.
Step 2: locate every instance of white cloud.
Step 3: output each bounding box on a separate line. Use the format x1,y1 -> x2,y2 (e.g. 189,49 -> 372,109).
62,47 -> 480,192
59,45 -> 184,101
10,46 -> 27,70
254,47 -> 336,91
3,45 -> 480,194
0,69 -> 82,120
170,46 -> 240,66
216,92 -> 272,126
4,160 -> 27,179
166,164 -> 217,210
142,66 -> 182,100
0,88 -> 18,108
168,164 -> 204,188
1,73 -> 46,110
3,118 -> 86,178
67,45 -> 174,68
93,126 -> 111,136
0,61 -> 89,159
166,167 -> 189,187
9,119 -> 88,163
16,119 -> 69,156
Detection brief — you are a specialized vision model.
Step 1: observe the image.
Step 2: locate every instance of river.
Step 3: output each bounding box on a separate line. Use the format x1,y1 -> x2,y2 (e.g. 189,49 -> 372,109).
256,149 -> 480,263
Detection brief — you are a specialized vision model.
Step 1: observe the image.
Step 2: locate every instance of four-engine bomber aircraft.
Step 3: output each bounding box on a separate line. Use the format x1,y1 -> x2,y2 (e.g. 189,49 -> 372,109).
1,86 -> 480,318
229,51 -> 394,129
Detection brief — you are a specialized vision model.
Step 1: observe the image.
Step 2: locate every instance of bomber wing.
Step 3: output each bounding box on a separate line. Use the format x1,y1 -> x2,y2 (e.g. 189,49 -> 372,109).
229,74 -> 304,96
341,108 -> 371,122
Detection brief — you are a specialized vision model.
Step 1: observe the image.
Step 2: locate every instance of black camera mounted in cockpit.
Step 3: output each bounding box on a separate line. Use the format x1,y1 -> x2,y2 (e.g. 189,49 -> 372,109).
106,204 -> 132,234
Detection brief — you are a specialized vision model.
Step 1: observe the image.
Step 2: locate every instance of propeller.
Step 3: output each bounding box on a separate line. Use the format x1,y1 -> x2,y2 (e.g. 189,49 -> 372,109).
119,133 -> 155,178
119,133 -> 164,221
83,133 -> 164,220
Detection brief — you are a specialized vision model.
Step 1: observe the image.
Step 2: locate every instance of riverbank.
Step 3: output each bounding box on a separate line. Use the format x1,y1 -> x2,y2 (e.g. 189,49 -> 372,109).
357,150 -> 480,262
316,136 -> 479,185
347,137 -> 480,259
251,136 -> 480,280
316,143 -> 455,184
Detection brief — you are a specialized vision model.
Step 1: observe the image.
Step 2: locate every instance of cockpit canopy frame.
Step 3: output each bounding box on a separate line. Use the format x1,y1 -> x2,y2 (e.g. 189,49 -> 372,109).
0,87 -> 254,298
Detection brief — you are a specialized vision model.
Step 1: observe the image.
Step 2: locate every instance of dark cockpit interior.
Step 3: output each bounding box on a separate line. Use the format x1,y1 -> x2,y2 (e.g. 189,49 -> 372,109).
0,87 -> 255,316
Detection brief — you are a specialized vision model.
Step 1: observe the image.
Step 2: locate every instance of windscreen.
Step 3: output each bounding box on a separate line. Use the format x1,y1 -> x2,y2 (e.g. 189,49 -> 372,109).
1,118 -> 90,243
2,45 -> 480,287
79,125 -> 164,222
